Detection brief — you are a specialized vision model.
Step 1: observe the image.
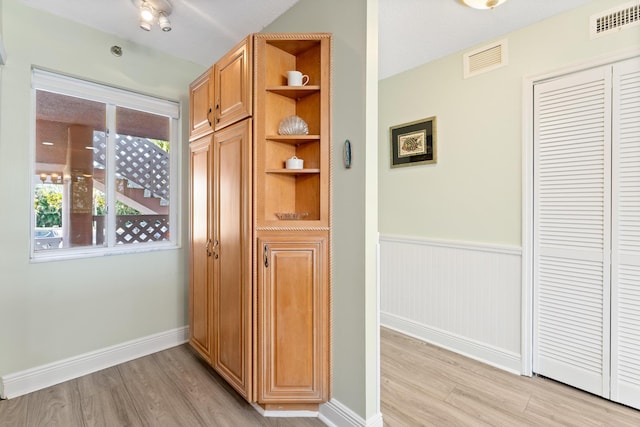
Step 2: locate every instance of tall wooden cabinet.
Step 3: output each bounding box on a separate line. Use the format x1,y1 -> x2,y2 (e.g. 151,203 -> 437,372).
211,119 -> 253,400
188,135 -> 213,364
188,33 -> 331,411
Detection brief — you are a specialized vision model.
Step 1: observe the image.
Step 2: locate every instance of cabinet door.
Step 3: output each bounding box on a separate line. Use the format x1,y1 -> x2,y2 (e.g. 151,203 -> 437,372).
188,136 -> 213,363
213,36 -> 252,130
189,67 -> 214,141
212,119 -> 253,399
257,234 -> 329,403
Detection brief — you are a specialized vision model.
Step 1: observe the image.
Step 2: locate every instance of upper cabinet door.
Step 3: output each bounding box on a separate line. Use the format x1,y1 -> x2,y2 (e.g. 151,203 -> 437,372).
214,36 -> 252,131
189,67 -> 214,141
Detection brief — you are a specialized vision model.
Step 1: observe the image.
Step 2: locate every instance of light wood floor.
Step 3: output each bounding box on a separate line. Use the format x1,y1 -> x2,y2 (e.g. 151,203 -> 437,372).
0,345 -> 324,427
381,327 -> 640,426
3,330 -> 639,426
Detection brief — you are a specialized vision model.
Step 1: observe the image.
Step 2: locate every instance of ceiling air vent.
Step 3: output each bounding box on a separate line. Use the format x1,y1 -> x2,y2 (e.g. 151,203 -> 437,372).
463,39 -> 508,79
591,1 -> 640,38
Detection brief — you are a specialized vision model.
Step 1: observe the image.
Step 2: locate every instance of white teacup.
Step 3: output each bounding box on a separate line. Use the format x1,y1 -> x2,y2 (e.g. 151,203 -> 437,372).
286,71 -> 309,86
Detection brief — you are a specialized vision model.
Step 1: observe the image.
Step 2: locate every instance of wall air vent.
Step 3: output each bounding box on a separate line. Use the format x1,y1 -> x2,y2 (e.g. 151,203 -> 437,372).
463,39 -> 508,79
591,1 -> 640,38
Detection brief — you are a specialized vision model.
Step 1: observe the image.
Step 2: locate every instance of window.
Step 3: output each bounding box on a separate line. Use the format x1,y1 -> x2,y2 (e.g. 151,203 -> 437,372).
31,69 -> 180,260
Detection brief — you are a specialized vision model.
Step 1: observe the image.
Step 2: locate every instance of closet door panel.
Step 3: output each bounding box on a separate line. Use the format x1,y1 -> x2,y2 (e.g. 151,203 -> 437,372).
533,66 -> 612,397
611,57 -> 640,410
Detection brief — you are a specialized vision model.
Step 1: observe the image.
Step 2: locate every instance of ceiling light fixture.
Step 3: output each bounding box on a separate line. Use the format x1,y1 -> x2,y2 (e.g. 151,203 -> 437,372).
132,0 -> 173,32
158,12 -> 171,32
140,2 -> 154,22
461,0 -> 508,9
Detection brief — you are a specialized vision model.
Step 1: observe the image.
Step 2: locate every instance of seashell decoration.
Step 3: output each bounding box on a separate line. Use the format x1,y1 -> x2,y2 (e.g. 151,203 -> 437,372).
278,115 -> 309,135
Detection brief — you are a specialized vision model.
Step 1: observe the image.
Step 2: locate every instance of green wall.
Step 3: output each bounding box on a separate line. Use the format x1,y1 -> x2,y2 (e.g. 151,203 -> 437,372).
266,0 -> 379,421
379,0 -> 640,246
0,0 -> 204,376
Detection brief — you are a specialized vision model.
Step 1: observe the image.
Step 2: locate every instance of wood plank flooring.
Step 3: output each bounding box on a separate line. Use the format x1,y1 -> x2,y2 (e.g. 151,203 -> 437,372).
0,345 -> 324,427
3,329 -> 639,426
381,327 -> 640,426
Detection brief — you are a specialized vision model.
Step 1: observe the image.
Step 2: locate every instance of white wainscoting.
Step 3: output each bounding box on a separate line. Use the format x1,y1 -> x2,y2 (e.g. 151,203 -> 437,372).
380,234 -> 522,373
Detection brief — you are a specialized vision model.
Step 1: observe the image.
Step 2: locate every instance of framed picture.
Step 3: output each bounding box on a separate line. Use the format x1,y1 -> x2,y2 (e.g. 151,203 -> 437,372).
390,116 -> 437,168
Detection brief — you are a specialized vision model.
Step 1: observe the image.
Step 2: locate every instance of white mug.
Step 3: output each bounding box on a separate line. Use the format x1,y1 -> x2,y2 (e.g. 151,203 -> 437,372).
286,71 -> 309,86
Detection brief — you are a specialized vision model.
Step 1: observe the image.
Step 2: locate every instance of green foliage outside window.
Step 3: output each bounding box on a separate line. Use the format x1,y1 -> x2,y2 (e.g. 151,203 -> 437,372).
35,185 -> 141,228
94,190 -> 141,215
34,185 -> 62,227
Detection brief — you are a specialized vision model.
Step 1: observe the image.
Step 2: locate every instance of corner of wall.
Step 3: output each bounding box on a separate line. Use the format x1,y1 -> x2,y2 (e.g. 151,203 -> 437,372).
320,398 -> 384,427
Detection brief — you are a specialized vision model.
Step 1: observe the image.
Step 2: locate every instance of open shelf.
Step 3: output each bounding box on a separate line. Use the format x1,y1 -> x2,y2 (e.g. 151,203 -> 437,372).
266,135 -> 320,144
267,86 -> 320,99
255,34 -> 329,228
266,169 -> 320,174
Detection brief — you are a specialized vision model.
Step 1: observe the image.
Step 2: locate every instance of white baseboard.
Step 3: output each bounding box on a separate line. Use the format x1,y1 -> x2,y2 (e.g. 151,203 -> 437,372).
250,398 -> 381,426
0,326 -> 189,399
251,402 -> 319,418
319,399 -> 383,427
381,312 -> 522,375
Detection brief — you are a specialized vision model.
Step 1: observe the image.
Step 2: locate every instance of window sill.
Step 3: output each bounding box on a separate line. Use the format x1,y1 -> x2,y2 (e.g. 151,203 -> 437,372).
30,241 -> 181,263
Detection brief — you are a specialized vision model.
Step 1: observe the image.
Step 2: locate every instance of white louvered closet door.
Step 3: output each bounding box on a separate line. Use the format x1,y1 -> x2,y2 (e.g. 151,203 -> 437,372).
533,65 -> 612,398
611,57 -> 640,408
534,57 -> 640,410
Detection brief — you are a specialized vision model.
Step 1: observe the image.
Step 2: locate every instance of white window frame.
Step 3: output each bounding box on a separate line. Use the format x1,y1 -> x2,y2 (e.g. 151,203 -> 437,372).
30,68 -> 181,261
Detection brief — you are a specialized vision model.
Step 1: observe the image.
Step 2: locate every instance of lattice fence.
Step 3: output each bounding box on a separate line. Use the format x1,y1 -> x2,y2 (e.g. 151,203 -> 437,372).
93,132 -> 169,201
115,215 -> 169,244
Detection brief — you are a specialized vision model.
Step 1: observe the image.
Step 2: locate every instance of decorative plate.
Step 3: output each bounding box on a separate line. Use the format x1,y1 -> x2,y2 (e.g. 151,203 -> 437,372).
275,212 -> 309,220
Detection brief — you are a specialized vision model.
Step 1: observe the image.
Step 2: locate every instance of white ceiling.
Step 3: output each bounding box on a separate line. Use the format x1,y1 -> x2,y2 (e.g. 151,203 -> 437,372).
20,0 -> 596,80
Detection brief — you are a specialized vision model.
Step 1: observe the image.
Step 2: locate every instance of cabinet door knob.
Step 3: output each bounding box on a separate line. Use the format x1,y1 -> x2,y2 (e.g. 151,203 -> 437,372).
205,238 -> 212,257
264,244 -> 269,268
207,108 -> 212,127
212,239 -> 219,259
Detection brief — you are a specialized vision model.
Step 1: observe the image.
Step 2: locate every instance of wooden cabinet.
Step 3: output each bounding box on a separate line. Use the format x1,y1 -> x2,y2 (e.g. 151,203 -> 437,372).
211,119 -> 253,400
189,68 -> 214,141
257,234 -> 329,404
213,36 -> 252,131
188,135 -> 213,363
189,33 -> 331,412
252,34 -> 331,409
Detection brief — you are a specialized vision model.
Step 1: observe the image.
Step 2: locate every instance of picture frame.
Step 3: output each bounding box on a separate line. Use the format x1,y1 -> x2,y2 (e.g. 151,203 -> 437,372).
390,116 -> 437,168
